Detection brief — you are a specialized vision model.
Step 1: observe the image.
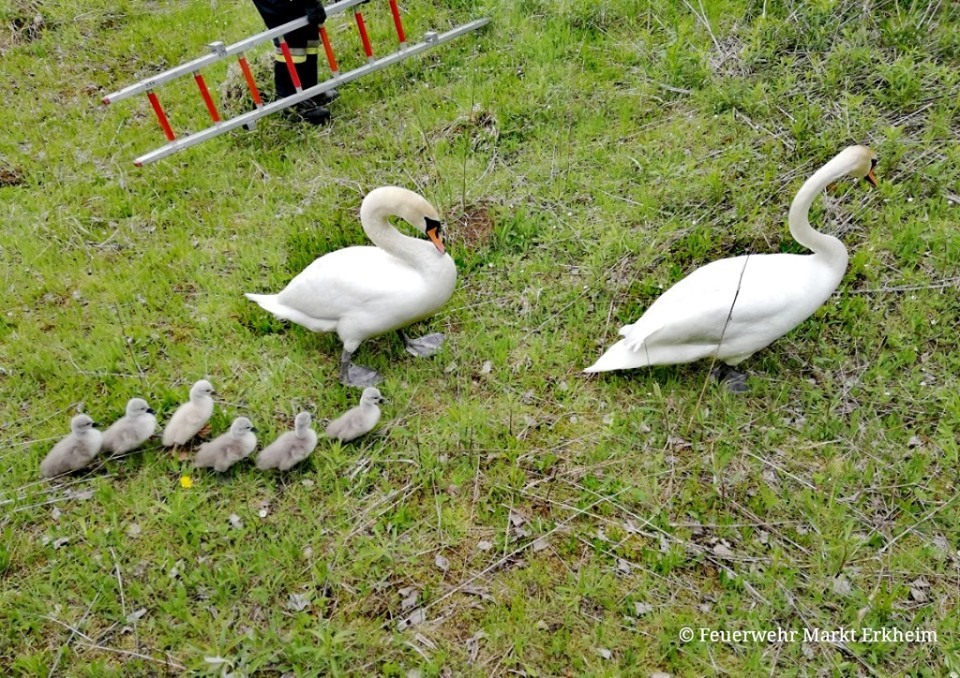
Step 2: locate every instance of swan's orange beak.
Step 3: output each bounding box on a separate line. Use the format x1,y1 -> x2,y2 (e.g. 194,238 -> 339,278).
865,168 -> 878,187
426,225 -> 445,254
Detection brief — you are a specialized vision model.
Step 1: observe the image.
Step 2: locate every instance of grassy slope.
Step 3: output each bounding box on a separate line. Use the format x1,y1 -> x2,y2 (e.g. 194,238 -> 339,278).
2,0 -> 959,674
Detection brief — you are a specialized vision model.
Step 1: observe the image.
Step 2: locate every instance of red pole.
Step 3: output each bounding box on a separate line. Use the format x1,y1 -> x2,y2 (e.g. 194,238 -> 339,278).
388,0 -> 406,45
319,26 -> 339,73
278,39 -> 303,91
354,9 -> 374,61
193,72 -> 221,122
238,54 -> 264,107
146,90 -> 176,141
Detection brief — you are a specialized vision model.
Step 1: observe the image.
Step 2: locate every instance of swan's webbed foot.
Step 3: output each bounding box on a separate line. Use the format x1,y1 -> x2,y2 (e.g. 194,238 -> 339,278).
402,332 -> 444,358
710,364 -> 749,393
339,350 -> 382,388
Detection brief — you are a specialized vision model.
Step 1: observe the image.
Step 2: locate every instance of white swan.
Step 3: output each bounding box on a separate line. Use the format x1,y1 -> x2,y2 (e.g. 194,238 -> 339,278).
246,187 -> 457,387
585,145 -> 878,389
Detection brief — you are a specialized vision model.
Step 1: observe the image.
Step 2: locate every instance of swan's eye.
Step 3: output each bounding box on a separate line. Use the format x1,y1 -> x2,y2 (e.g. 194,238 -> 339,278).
870,157 -> 878,169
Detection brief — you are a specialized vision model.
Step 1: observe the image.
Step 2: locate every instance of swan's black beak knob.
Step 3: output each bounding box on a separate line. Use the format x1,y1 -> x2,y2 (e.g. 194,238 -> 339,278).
425,218 -> 445,254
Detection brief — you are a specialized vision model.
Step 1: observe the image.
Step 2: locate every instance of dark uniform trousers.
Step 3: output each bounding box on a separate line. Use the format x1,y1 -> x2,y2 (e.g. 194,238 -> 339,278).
251,0 -> 322,98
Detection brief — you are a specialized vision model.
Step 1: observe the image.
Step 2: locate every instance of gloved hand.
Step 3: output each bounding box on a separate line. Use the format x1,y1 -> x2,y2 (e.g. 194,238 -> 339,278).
306,1 -> 326,28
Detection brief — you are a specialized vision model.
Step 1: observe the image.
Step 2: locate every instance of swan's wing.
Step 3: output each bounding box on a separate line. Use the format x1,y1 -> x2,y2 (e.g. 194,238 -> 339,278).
276,248 -> 429,320
623,254 -> 833,358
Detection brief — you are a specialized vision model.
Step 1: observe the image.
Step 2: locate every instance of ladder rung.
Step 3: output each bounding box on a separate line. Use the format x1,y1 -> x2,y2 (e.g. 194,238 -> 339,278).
389,0 -> 406,45
320,26 -> 338,73
354,9 -> 375,61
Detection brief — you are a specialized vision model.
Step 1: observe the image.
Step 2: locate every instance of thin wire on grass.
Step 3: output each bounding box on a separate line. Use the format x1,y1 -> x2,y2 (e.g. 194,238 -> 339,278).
47,591 -> 101,678
113,304 -> 147,389
11,473 -> 116,513
854,276 -> 960,294
460,54 -> 477,210
877,491 -> 960,556
411,487 -> 631,621
686,254 -> 750,436
74,643 -> 187,672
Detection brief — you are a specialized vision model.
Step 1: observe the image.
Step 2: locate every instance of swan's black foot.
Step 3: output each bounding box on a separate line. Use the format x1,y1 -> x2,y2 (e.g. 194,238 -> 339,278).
710,364 -> 749,393
402,332 -> 444,358
340,362 -> 382,388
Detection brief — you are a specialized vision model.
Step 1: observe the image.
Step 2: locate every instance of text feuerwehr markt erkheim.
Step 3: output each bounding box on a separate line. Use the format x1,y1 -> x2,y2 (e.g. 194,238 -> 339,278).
678,626 -> 938,645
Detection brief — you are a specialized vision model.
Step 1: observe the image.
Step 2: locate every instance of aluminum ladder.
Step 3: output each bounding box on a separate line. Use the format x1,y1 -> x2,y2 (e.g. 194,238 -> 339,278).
103,0 -> 489,166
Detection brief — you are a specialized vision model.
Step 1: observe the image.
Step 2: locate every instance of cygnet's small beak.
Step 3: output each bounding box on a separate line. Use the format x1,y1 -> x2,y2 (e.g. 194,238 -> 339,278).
146,408 -> 155,414
865,168 -> 878,187
426,226 -> 446,255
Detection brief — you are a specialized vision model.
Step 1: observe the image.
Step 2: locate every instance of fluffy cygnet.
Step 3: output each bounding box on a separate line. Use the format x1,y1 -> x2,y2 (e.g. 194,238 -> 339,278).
325,388 -> 385,443
256,412 -> 318,471
162,380 -> 215,447
101,398 -> 157,454
193,417 -> 257,472
40,414 -> 102,478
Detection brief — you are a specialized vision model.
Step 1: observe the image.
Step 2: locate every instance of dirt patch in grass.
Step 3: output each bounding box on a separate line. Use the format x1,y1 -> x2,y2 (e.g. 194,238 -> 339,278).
448,201 -> 496,250
0,166 -> 25,187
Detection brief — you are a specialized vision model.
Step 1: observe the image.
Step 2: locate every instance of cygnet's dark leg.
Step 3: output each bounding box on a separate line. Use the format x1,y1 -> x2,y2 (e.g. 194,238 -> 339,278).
401,331 -> 445,358
339,349 -> 382,388
710,364 -> 749,393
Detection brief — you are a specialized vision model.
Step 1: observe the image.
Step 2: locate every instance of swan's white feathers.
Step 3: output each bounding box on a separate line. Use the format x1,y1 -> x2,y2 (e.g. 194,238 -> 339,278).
245,187 -> 457,365
271,247 -> 439,329
587,248 -> 849,372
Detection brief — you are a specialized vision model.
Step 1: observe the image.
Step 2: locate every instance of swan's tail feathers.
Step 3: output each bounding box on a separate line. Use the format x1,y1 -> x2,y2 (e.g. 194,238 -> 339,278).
618,323 -> 634,337
583,339 -> 652,373
245,293 -> 285,317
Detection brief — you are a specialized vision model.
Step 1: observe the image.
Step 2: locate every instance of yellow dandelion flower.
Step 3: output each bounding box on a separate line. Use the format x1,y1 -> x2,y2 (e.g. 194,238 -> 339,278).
180,475 -> 193,489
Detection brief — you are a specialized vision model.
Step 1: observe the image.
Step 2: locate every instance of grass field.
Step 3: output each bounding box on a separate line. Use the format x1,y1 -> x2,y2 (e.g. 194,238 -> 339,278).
2,0 -> 959,674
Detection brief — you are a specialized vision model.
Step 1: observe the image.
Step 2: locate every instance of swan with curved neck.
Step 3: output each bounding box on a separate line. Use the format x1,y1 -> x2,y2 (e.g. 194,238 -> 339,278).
585,145 -> 878,389
246,187 -> 457,387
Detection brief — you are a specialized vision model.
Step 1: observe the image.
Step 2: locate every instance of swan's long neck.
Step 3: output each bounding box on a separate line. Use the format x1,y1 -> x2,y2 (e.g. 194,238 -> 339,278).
361,204 -> 432,264
787,156 -> 853,266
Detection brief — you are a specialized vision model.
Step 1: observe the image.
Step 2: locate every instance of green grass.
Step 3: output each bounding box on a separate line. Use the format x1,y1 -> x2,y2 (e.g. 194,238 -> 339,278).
2,0 -> 960,674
